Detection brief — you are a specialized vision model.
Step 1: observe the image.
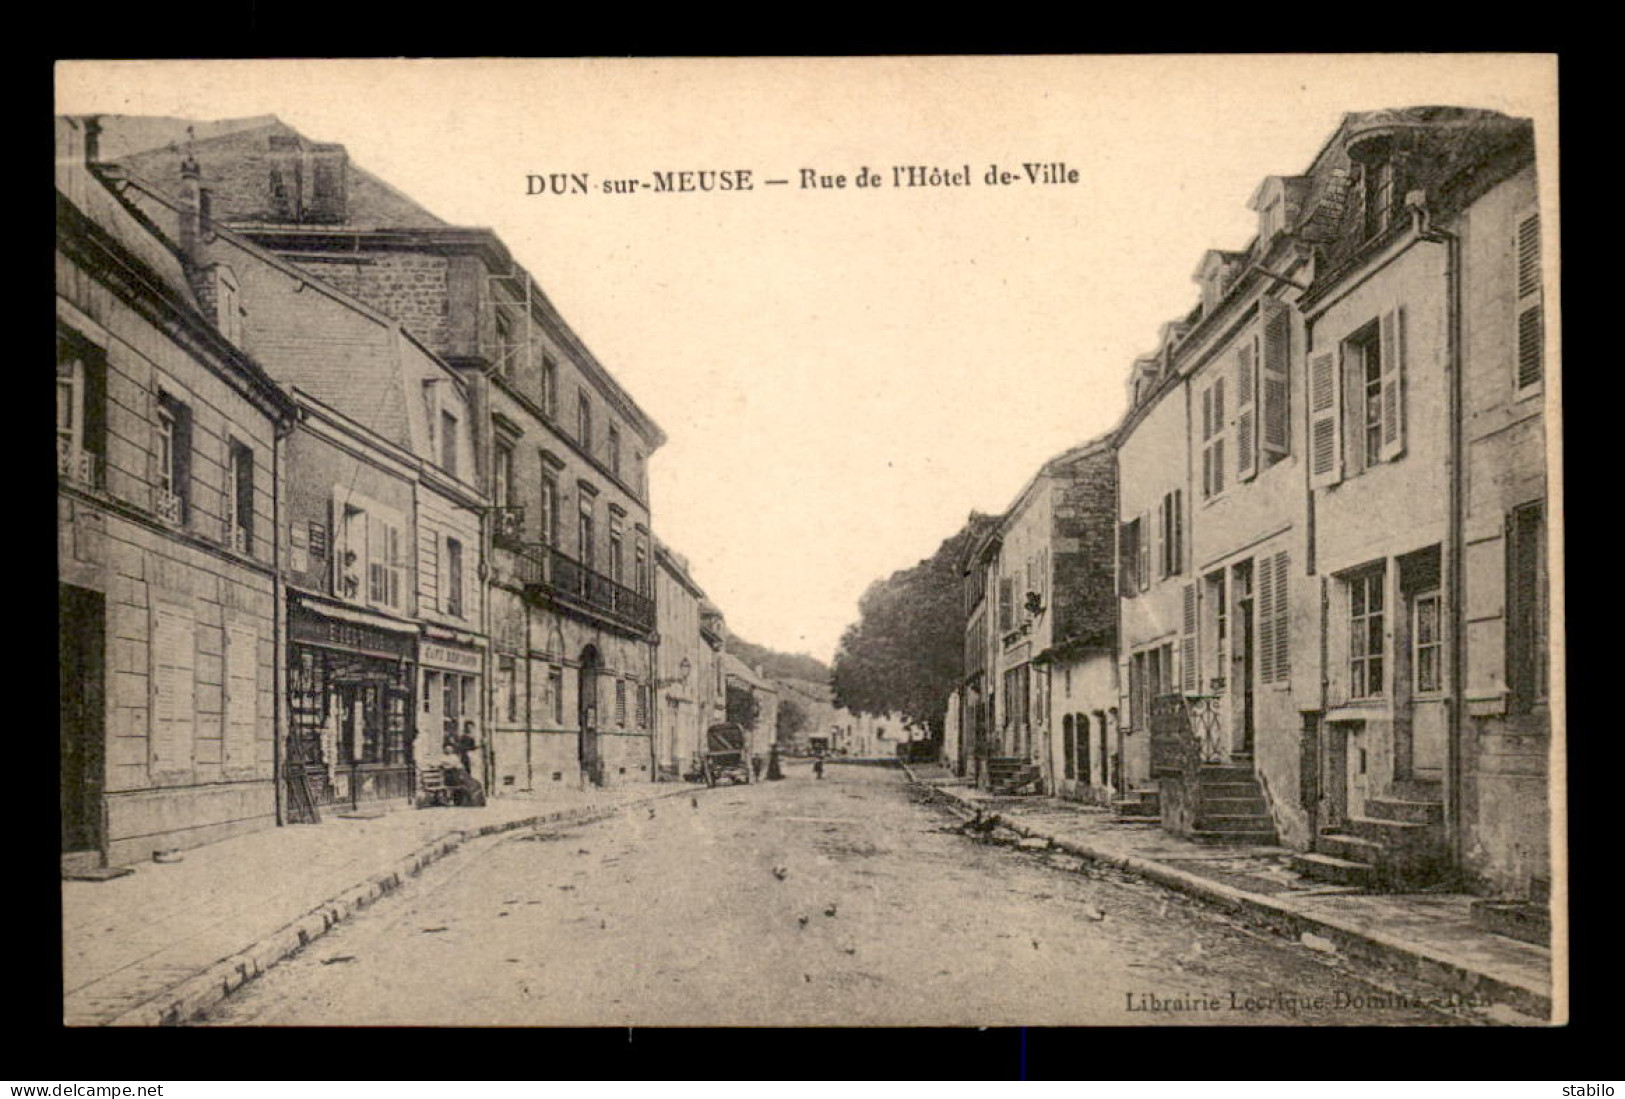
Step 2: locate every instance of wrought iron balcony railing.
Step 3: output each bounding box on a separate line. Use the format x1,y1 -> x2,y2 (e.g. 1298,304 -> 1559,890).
514,542 -> 654,633
56,440 -> 101,490
491,506 -> 526,550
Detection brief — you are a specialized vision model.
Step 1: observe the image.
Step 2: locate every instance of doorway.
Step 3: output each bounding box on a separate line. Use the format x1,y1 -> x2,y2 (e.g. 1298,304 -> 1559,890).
578,644 -> 602,786
60,584 -> 105,859
1232,560 -> 1256,757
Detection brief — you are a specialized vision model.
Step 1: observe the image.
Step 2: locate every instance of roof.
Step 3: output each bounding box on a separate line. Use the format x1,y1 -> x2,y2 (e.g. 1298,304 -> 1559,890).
722,653 -> 776,692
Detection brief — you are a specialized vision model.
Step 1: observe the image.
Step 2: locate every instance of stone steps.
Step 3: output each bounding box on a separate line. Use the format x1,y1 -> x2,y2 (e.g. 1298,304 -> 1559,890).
1289,852 -> 1376,887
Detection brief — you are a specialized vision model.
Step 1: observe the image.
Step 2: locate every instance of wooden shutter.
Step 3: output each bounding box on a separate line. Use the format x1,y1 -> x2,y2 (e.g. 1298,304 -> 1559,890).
1379,305 -> 1407,462
1201,387 -> 1214,498
1272,551 -> 1291,682
1261,301 -> 1291,462
420,523 -> 439,609
1516,213 -> 1543,390
224,624 -> 258,775
1308,348 -> 1341,488
1257,556 -> 1276,684
1181,582 -> 1198,692
1138,511 -> 1151,592
151,606 -> 196,777
1236,340 -> 1258,481
1172,489 -> 1183,575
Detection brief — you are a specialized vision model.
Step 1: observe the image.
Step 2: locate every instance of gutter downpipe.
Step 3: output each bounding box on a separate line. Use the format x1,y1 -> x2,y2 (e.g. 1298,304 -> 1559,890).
272,409 -> 297,826
1414,197 -> 1466,872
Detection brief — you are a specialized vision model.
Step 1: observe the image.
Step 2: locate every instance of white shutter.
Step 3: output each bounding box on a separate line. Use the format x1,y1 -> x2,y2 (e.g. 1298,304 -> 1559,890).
420,524 -> 439,609
1273,551 -> 1291,682
1379,305 -> 1406,462
1181,583 -> 1197,693
1515,213 -> 1543,390
1308,348 -> 1341,488
1236,341 -> 1257,481
1260,301 -> 1291,462
1258,556 -> 1276,684
224,624 -> 258,775
151,606 -> 196,776
1138,511 -> 1152,592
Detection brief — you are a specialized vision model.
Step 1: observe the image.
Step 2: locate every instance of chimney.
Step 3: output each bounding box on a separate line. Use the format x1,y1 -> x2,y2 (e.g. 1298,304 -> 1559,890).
177,154 -> 204,268
308,143 -> 349,223
83,116 -> 103,164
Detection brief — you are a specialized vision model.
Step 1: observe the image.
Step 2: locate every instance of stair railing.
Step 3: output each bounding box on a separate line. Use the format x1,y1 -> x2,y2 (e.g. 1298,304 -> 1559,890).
1182,694 -> 1226,764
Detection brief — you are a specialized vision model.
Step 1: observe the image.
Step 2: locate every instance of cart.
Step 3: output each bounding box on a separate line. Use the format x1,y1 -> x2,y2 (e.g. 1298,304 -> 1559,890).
702,722 -> 753,787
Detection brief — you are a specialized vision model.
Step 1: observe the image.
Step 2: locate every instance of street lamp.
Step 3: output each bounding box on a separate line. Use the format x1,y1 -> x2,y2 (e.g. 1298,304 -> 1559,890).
654,656 -> 692,690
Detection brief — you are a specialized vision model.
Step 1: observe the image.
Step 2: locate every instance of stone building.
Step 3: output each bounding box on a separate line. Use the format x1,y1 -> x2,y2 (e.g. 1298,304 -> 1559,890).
109,116 -> 667,791
968,439 -> 1119,796
1111,107 -> 1552,901
96,146 -> 491,811
57,118 -> 298,868
723,653 -> 779,765
653,541 -> 727,780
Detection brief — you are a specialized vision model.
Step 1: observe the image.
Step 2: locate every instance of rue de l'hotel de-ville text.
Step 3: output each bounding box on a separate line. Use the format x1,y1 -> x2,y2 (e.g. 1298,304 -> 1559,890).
55,104 -> 1558,1028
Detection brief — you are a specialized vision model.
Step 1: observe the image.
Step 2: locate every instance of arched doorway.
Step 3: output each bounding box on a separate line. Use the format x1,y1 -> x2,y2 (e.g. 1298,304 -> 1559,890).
578,644 -> 602,786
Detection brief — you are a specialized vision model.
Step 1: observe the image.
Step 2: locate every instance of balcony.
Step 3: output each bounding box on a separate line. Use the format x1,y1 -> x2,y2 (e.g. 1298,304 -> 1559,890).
56,440 -> 101,490
514,542 -> 655,634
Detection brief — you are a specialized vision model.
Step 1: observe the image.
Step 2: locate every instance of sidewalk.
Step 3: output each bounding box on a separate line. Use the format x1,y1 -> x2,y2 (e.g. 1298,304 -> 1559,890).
902,768 -> 1555,1022
62,782 -> 689,1026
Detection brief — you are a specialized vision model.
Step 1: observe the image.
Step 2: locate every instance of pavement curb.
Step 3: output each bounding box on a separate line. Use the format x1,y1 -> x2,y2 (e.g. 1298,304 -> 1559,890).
99,785 -> 691,1027
908,779 -> 1551,1021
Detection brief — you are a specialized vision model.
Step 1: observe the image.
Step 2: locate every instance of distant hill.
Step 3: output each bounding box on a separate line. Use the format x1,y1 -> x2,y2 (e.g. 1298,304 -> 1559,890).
725,635 -> 831,686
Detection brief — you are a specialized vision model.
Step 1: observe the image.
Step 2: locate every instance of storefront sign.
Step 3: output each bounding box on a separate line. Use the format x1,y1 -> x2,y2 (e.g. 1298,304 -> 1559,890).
420,640 -> 483,672
290,605 -> 416,660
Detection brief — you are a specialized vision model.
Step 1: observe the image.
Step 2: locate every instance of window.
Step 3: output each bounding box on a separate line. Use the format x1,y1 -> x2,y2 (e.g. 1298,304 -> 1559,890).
633,451 -> 645,496
542,356 -> 559,420
609,529 -> 625,585
155,393 -> 192,523
615,679 -> 627,727
60,332 -> 110,489
1257,550 -> 1291,685
1362,159 -> 1398,240
1508,502 -> 1549,711
578,497 -> 595,570
494,441 -> 514,508
497,655 -> 518,722
635,536 -> 649,596
1205,569 -> 1228,692
636,683 -> 649,729
214,266 -> 243,347
366,517 -> 404,609
227,442 -> 254,550
1515,212 -> 1543,392
1159,490 -> 1183,578
1119,517 -> 1142,595
1002,664 -> 1030,729
1359,325 -> 1383,469
539,472 -> 559,545
577,390 -> 592,453
446,538 -> 464,617
608,423 -> 621,477
548,665 -> 565,725
1260,302 -> 1291,465
1201,376 -> 1227,499
1063,715 -> 1076,780
494,309 -> 516,381
1349,567 -> 1386,699
998,576 -> 1015,631
441,410 -> 458,477
1076,713 -> 1091,785
1413,590 -> 1442,694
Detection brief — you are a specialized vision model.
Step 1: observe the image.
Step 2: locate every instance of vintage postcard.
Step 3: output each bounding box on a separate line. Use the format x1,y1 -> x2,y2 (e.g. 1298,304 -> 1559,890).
54,55 -> 1562,1028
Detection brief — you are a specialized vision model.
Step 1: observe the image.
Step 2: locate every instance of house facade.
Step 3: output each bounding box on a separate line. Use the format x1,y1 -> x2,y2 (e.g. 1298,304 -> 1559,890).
111,117 -> 668,792
654,541 -> 727,781
57,118 -> 298,867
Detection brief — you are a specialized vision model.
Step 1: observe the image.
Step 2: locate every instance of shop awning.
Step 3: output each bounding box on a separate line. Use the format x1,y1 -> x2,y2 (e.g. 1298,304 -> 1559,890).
296,596 -> 419,635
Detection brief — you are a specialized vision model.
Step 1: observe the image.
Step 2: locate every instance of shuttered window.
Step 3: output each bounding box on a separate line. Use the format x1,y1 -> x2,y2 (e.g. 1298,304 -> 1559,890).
1258,557 -> 1276,685
1378,306 -> 1407,462
999,576 -> 1015,630
1260,301 -> 1291,463
1118,520 -> 1141,598
1515,212 -> 1543,391
1308,348 -> 1341,488
1272,551 -> 1290,682
1137,511 -> 1152,592
1160,490 -> 1184,578
1236,339 -> 1258,481
224,624 -> 258,775
151,606 -> 197,777
1201,378 -> 1227,498
1508,501 -> 1549,711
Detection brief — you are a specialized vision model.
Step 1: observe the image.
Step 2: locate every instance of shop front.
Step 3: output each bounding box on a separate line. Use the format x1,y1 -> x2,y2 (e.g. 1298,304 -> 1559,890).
287,598 -> 418,810
419,633 -> 486,786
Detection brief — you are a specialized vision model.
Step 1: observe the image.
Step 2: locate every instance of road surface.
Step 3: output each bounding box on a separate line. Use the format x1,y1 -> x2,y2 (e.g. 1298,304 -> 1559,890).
199,763 -> 1480,1026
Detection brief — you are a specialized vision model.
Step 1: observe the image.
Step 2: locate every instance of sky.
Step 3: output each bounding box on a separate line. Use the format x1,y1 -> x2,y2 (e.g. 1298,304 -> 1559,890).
55,56 -> 1557,663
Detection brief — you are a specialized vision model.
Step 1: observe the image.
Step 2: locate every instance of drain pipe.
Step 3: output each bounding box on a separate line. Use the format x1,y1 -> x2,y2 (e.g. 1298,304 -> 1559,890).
1411,192 -> 1465,869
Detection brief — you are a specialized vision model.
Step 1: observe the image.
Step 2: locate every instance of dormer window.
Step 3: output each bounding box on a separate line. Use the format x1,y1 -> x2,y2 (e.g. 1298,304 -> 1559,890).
213,266 -> 243,347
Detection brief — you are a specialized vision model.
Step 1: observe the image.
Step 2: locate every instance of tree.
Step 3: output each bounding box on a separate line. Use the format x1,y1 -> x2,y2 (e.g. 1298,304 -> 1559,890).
776,699 -> 809,745
832,513 -> 996,742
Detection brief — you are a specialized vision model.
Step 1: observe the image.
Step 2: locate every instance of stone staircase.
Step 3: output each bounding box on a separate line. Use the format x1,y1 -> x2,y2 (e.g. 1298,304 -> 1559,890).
1292,783 -> 1447,890
1113,786 -> 1162,823
1188,762 -> 1278,846
987,756 -> 1044,795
